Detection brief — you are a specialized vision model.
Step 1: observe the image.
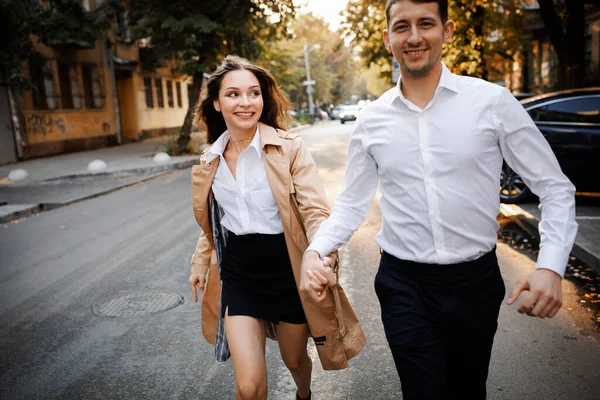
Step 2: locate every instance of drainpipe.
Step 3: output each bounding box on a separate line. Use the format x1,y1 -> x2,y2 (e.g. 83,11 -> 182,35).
105,37 -> 121,144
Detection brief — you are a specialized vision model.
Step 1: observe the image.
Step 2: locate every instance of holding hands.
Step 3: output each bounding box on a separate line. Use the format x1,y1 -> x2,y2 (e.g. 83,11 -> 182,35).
300,250 -> 338,302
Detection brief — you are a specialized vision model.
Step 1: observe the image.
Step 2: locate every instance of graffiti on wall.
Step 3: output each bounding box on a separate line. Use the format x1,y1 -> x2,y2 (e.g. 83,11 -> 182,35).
26,114 -> 66,136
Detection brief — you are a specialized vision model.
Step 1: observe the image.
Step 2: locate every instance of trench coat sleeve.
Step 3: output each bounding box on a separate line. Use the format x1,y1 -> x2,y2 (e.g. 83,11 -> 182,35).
191,233 -> 212,274
289,138 -> 339,264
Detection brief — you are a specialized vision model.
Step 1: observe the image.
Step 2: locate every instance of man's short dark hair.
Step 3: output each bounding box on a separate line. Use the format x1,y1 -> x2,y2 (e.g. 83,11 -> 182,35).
385,0 -> 449,26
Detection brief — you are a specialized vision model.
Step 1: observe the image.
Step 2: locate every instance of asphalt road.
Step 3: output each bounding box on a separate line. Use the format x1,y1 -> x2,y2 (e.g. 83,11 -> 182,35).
1,120 -> 599,399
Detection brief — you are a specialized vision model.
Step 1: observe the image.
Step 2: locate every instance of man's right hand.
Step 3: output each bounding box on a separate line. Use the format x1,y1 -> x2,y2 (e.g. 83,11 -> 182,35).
300,250 -> 337,302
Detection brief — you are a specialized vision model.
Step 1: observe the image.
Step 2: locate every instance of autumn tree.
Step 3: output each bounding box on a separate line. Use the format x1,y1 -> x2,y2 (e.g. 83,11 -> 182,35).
342,0 -> 524,83
537,0 -> 600,89
127,0 -> 296,152
260,13 -> 364,112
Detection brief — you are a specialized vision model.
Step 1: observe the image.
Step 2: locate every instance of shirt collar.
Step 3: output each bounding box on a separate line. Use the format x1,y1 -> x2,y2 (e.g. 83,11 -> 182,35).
388,62 -> 459,105
205,125 -> 262,162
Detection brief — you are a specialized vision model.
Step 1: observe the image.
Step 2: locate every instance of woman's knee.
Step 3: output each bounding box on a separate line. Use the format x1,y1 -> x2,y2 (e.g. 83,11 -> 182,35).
236,374 -> 267,400
282,351 -> 310,372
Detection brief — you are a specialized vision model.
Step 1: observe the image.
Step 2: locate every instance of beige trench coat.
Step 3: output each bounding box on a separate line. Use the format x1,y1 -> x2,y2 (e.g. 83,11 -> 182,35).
190,123 -> 366,370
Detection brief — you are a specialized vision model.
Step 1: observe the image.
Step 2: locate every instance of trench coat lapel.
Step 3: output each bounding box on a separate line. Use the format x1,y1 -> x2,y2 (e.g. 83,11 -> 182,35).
260,123 -> 294,243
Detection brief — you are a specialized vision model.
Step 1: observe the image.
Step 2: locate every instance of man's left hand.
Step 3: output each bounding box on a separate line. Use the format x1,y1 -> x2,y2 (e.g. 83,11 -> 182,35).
507,268 -> 563,318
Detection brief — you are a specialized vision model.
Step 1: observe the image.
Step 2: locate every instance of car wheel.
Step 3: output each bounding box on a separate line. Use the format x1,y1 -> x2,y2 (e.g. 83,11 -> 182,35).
500,163 -> 531,203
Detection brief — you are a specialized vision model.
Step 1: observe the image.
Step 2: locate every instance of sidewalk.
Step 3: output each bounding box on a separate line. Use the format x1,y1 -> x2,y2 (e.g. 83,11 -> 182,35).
0,126 -> 311,224
0,135 -> 203,223
500,199 -> 600,275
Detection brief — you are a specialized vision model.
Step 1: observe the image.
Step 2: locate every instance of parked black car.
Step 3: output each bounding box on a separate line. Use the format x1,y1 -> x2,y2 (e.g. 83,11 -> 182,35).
500,88 -> 600,203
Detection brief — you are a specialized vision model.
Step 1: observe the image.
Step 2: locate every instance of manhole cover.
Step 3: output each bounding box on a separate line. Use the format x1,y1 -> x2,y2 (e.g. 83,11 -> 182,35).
93,292 -> 184,318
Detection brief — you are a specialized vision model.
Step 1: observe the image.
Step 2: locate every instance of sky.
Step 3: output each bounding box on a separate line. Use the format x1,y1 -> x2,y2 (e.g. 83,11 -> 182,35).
296,0 -> 349,31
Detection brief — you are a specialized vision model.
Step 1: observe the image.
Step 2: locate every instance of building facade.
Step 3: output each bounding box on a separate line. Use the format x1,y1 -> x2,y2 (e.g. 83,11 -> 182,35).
507,0 -> 600,94
1,0 -> 193,164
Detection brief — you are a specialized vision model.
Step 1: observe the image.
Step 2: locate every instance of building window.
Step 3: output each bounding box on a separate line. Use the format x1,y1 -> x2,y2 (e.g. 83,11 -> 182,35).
69,64 -> 81,108
115,10 -> 130,42
82,64 -> 104,108
57,62 -> 75,109
176,82 -> 182,107
29,58 -> 56,110
144,77 -> 154,108
167,80 -> 174,107
155,78 -> 164,108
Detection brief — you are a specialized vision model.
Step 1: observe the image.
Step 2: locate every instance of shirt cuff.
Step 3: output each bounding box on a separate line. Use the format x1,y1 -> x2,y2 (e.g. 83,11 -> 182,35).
535,244 -> 570,278
306,239 -> 334,259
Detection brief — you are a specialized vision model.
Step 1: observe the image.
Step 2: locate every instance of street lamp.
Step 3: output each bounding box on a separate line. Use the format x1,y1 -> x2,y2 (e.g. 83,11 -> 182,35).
303,42 -> 320,117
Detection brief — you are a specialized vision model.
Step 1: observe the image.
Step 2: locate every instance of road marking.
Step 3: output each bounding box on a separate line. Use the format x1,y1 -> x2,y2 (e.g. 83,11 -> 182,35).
575,216 -> 600,220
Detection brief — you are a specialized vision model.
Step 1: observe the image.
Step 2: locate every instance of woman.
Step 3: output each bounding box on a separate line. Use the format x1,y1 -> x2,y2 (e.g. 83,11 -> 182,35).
188,55 -> 365,400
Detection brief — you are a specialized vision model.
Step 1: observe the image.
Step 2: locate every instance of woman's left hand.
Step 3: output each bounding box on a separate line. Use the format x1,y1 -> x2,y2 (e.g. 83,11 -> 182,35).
189,273 -> 208,302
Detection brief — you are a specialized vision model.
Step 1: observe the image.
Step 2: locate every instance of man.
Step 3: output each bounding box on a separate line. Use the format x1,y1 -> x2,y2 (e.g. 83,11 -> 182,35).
299,0 -> 578,399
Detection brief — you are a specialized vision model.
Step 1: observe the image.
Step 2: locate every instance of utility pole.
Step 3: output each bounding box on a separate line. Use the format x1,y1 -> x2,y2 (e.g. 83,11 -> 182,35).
303,42 -> 319,117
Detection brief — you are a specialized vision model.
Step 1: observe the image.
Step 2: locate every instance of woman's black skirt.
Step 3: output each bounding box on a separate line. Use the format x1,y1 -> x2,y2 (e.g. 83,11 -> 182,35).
220,231 -> 307,325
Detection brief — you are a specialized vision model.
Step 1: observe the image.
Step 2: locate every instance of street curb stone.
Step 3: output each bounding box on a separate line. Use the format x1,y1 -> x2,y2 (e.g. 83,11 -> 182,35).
0,204 -> 41,224
499,203 -> 600,275
0,160 -> 198,224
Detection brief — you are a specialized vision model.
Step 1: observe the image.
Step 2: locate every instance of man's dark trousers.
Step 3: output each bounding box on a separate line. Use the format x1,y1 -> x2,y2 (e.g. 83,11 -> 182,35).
374,249 -> 505,400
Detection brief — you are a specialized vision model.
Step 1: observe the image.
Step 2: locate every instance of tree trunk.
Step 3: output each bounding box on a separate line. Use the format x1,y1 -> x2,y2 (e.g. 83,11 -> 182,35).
538,0 -> 586,89
473,5 -> 487,81
176,74 -> 203,154
565,0 -> 586,88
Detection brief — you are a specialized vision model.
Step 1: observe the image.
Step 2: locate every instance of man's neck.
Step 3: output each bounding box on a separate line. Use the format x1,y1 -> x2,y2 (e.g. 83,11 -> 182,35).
400,63 -> 443,110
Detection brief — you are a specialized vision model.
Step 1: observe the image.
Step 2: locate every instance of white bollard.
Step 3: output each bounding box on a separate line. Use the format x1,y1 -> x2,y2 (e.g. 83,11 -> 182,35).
153,152 -> 171,163
87,159 -> 108,173
8,169 -> 29,181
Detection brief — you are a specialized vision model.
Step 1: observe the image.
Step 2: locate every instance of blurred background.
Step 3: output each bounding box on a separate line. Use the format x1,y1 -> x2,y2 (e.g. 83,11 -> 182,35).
2,0 -> 599,164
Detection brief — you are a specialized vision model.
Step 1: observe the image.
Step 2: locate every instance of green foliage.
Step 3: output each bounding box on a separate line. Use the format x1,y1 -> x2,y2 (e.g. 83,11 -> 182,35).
0,0 -> 111,90
341,0 -> 389,79
259,13 -> 365,110
127,0 -> 297,76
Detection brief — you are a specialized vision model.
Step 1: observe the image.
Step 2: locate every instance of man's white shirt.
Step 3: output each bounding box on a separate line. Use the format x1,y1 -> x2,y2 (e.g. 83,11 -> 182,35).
308,63 -> 577,277
206,126 -> 284,235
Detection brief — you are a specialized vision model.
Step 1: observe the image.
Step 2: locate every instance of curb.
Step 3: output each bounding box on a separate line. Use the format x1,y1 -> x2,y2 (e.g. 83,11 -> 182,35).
289,124 -> 312,133
499,203 -> 600,275
0,160 -> 198,224
14,159 -> 199,185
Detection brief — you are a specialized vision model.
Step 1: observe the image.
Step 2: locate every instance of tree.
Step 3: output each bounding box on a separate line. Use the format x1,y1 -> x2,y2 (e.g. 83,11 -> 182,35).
260,13 -> 364,113
341,0 -> 524,83
0,0 -> 112,154
127,0 -> 296,153
536,0 -> 597,89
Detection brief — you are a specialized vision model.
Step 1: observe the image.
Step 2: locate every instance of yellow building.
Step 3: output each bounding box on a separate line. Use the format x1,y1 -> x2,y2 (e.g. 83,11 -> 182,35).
8,1 -> 192,162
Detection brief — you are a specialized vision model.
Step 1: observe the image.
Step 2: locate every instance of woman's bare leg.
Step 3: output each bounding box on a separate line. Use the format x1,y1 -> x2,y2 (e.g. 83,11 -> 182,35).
276,322 -> 312,398
224,310 -> 268,400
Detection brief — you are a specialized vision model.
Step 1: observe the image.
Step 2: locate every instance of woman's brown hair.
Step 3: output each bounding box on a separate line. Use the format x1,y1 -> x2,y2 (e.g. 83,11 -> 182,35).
194,55 -> 290,144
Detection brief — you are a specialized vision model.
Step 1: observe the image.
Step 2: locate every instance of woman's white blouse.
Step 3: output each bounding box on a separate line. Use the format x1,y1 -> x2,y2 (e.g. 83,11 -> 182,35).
204,127 -> 284,235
